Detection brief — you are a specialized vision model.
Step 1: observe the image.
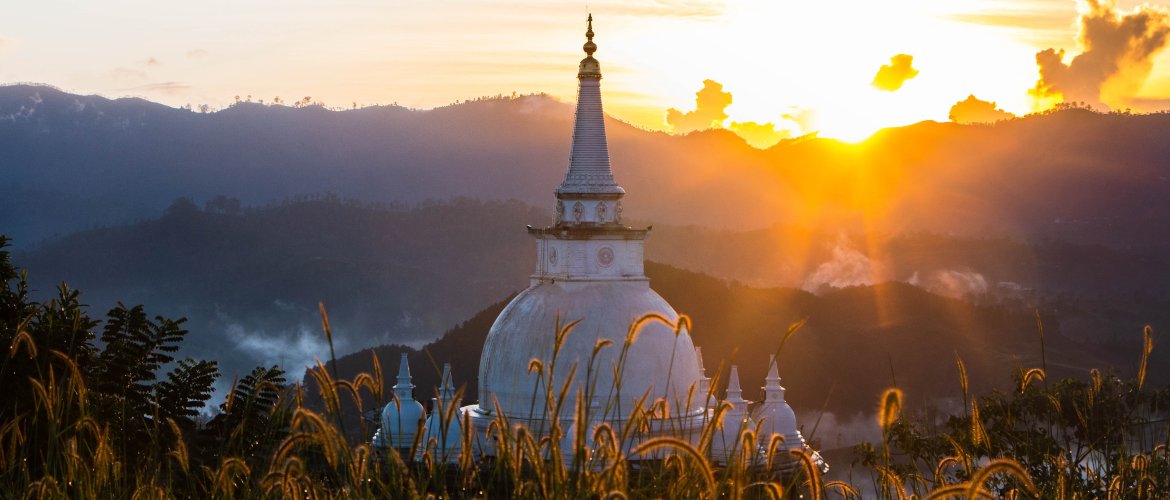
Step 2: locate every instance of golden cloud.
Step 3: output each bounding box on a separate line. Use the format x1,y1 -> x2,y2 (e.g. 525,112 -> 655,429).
871,54 -> 919,92
949,95 -> 1015,124
1030,0 -> 1170,111
666,79 -> 732,133
729,121 -> 789,149
667,80 -> 810,148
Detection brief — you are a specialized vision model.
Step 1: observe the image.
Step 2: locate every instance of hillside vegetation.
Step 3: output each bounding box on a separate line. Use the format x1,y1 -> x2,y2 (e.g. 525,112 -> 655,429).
16,199 -> 1170,382
3,238 -> 1166,498
3,85 -> 1169,250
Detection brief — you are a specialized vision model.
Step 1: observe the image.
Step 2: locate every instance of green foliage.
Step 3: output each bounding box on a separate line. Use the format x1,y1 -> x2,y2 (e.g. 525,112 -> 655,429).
206,365 -> 290,462
856,328 -> 1170,499
155,358 -> 219,423
3,234 -> 1169,498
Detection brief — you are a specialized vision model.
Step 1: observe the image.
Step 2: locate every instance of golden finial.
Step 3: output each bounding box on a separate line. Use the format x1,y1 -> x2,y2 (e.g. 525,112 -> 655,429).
583,14 -> 596,56
578,14 -> 601,78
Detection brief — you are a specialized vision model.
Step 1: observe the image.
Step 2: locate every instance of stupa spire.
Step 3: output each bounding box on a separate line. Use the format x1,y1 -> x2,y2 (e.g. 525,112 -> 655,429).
556,14 -> 624,207
393,353 -> 415,400
725,365 -> 747,406
438,362 -> 456,401
696,346 -> 712,403
764,355 -> 785,401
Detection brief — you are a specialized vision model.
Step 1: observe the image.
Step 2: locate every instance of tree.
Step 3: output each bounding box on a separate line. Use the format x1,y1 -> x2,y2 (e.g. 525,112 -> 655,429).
155,358 -> 219,425
206,365 -> 290,464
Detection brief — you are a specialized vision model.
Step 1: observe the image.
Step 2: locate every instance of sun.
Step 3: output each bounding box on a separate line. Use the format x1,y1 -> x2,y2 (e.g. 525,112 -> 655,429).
608,0 -> 1047,144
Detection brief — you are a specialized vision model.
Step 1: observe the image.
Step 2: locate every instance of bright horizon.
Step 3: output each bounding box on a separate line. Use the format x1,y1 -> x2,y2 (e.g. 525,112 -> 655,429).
5,0 -> 1170,143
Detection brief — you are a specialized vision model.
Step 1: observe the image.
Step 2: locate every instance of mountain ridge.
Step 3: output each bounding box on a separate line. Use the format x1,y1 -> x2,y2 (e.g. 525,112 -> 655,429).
4,84 -> 1169,250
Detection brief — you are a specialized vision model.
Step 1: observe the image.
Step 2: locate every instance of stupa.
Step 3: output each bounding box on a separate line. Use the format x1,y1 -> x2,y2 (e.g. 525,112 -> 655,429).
373,16 -> 822,474
463,14 -> 706,456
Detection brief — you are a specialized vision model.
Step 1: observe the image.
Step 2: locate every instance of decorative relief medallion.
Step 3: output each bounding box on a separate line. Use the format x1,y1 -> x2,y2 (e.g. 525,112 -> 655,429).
596,201 -> 608,222
548,246 -> 558,266
615,201 -> 623,224
572,201 -> 584,222
597,246 -> 614,267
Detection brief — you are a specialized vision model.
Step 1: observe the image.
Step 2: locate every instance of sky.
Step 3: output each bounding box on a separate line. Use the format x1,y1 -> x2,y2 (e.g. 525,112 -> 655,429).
4,0 -> 1170,143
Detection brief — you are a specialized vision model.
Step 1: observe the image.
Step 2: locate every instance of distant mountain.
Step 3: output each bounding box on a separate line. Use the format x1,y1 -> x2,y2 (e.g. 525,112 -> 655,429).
3,84 -> 1169,249
15,199 -> 1169,384
15,198 -> 543,377
317,262 -> 1166,433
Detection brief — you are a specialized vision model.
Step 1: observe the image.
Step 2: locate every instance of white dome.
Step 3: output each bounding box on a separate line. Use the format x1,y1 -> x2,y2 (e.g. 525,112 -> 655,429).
375,353 -> 425,450
477,280 -> 703,421
417,364 -> 463,463
419,400 -> 463,462
711,366 -> 754,465
377,397 -> 425,449
754,403 -> 800,451
755,356 -> 802,451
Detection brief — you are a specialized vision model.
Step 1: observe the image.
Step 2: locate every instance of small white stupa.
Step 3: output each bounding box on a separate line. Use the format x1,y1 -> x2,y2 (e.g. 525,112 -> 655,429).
753,355 -> 802,453
710,366 -> 755,465
418,363 -> 463,463
373,353 -> 425,452
696,346 -> 713,407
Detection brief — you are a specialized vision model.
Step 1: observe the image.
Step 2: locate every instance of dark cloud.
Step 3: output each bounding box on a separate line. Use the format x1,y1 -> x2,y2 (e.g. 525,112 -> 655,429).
1030,0 -> 1170,111
949,95 -> 1016,124
666,79 -> 732,133
871,54 -> 919,92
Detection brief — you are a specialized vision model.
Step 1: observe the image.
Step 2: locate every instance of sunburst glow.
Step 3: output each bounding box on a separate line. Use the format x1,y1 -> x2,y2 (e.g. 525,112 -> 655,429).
3,0 -> 1170,143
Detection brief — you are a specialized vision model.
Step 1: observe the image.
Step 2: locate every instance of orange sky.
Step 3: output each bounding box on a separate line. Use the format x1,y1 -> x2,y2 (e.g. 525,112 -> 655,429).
3,0 -> 1170,144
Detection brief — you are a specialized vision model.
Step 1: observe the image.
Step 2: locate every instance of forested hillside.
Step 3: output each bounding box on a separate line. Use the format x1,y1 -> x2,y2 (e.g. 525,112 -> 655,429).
3,85 -> 1170,250
17,198 -> 1170,381
318,262 -> 1167,426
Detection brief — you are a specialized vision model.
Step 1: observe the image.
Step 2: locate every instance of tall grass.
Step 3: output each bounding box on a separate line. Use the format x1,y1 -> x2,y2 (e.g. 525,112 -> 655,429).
856,322 -> 1169,499
2,281 -> 1168,497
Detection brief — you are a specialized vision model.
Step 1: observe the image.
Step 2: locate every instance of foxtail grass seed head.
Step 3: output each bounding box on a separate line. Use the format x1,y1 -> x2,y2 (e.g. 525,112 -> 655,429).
1138,325 -> 1153,389
878,387 -> 903,432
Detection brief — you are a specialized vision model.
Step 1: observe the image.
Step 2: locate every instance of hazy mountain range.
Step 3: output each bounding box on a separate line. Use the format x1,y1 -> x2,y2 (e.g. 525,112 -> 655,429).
316,261 -> 1166,449
3,84 -> 1169,250
4,83 -> 1169,425
13,199 -> 1169,392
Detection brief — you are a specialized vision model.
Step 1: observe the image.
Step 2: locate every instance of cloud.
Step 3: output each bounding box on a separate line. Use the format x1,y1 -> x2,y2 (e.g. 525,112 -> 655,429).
728,121 -> 789,148
230,322 -> 341,373
666,79 -> 732,133
949,95 -> 1016,124
667,80 -> 812,147
781,108 -> 816,134
605,0 -> 726,18
111,67 -> 148,81
141,57 -> 162,67
0,92 -> 42,122
908,270 -> 989,299
802,237 -> 877,292
948,3 -> 1077,47
186,49 -> 209,58
119,81 -> 191,94
805,411 -> 882,449
871,54 -> 919,92
1030,0 -> 1170,111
